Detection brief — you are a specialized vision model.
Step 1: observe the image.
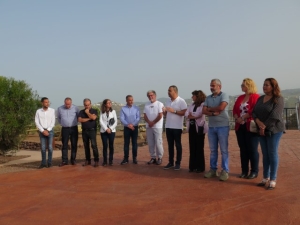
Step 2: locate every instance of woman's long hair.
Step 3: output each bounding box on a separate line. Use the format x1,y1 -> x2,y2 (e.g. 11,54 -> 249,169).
101,99 -> 112,113
265,78 -> 281,104
192,90 -> 206,107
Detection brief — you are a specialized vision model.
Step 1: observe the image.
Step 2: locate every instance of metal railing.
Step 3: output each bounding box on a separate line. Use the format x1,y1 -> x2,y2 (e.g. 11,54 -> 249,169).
114,107 -> 300,131
296,97 -> 300,130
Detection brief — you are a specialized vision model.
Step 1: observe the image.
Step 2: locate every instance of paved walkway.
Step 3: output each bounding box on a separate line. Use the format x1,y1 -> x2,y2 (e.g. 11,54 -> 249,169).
0,130 -> 300,224
0,150 -> 61,167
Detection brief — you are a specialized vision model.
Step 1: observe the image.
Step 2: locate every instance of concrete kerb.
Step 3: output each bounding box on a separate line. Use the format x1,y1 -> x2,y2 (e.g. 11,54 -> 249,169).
0,150 -> 61,167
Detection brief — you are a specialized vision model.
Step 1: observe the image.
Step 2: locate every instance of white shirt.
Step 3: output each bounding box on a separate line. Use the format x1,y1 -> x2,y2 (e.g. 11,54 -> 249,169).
99,110 -> 118,133
35,107 -> 56,132
165,96 -> 187,129
143,101 -> 164,128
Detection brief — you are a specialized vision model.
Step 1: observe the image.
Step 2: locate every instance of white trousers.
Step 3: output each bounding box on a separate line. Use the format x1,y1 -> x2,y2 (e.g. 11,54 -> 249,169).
146,128 -> 164,158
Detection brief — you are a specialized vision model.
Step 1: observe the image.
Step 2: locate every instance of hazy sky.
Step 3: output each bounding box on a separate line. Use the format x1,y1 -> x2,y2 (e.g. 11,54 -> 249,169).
1,0 -> 299,108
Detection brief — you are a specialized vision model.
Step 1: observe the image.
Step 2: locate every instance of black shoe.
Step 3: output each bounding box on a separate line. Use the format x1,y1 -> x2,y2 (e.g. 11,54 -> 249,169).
59,162 -> 68,167
156,158 -> 162,165
121,159 -> 128,165
38,164 -> 47,169
147,158 -> 156,164
164,163 -> 174,170
94,161 -> 99,167
102,162 -> 107,166
196,169 -> 204,173
82,160 -> 91,166
47,163 -> 52,168
71,160 -> 76,165
189,169 -> 194,173
239,173 -> 248,178
174,164 -> 181,171
109,161 -> 113,166
247,173 -> 258,179
133,158 -> 138,164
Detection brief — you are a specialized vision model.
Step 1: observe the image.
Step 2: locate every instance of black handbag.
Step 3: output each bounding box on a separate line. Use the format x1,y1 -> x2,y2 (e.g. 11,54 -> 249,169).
108,118 -> 115,126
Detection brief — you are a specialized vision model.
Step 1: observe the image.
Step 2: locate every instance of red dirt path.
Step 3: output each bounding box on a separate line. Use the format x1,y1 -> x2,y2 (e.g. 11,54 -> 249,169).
0,130 -> 300,224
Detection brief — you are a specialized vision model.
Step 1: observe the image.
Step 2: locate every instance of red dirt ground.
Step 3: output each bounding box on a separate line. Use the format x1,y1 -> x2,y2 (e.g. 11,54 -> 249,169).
0,130 -> 300,224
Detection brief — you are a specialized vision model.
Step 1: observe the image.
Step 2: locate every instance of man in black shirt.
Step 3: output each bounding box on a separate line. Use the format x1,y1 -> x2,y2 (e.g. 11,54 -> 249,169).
78,98 -> 99,167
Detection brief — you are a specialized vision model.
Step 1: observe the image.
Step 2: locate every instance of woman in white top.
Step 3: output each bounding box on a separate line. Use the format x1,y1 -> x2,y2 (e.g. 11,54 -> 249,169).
99,99 -> 117,166
185,90 -> 208,173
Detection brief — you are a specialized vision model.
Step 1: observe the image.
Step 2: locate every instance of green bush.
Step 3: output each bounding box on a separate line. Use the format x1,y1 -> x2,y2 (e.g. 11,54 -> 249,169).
92,105 -> 100,129
0,76 -> 40,153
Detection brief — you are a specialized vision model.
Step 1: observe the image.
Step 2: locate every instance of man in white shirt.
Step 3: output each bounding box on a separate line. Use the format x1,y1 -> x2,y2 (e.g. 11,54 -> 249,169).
163,85 -> 187,170
144,90 -> 164,165
35,97 -> 56,169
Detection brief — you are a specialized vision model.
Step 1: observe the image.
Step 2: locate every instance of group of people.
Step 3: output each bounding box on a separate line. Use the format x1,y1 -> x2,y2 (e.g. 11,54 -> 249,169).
34,78 -> 285,190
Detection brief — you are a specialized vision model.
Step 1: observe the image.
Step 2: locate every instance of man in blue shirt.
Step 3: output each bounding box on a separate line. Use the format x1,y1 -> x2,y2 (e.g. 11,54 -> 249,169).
202,79 -> 230,181
120,95 -> 140,164
57,97 -> 79,166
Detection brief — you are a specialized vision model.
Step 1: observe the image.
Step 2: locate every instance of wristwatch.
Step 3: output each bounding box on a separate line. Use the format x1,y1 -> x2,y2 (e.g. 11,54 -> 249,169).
174,110 -> 177,114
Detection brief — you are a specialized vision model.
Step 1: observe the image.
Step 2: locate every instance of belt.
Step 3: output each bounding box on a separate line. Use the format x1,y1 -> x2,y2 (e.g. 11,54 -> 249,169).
82,128 -> 95,131
62,126 -> 78,129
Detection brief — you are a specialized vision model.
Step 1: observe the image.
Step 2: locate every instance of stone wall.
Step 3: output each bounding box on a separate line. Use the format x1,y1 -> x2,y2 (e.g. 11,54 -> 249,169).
19,141 -> 67,150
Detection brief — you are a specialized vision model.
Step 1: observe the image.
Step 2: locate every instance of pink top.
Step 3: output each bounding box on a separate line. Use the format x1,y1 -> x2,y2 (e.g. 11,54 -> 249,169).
185,102 -> 208,133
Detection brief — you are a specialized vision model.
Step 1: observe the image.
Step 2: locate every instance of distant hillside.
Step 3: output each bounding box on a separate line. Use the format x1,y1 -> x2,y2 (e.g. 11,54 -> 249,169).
80,88 -> 300,114
281,88 -> 300,96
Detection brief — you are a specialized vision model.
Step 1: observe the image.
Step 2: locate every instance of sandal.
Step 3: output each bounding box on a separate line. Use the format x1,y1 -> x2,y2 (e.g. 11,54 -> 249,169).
267,180 -> 276,190
257,178 -> 269,187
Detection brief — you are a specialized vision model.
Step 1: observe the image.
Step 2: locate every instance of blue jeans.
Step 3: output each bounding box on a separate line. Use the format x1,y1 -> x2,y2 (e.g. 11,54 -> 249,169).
123,126 -> 138,159
208,126 -> 229,172
259,131 -> 283,181
101,131 -> 115,163
39,130 -> 54,165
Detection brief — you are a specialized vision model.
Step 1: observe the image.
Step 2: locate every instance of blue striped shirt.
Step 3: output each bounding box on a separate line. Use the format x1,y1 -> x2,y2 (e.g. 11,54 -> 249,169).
57,104 -> 79,127
120,105 -> 140,126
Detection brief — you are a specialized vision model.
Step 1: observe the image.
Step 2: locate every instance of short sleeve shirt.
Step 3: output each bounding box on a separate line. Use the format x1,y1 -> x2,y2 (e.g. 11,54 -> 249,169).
78,108 -> 97,129
165,96 -> 187,129
204,92 -> 229,127
143,101 -> 164,128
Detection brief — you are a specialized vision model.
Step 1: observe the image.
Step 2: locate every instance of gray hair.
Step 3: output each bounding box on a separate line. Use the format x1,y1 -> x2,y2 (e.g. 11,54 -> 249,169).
64,97 -> 72,102
211,79 -> 222,85
83,98 -> 91,104
146,90 -> 156,97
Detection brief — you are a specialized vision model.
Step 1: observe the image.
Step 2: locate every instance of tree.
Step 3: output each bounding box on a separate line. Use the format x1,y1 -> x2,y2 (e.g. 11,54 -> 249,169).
92,105 -> 100,129
0,76 -> 40,153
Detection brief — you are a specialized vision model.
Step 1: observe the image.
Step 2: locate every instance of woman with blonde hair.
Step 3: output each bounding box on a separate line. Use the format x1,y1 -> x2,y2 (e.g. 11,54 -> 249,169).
233,78 -> 260,179
99,99 -> 117,166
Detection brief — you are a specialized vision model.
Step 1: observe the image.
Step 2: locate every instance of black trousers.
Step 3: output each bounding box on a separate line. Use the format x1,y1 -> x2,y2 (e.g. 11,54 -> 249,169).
188,124 -> 205,171
101,131 -> 115,163
82,129 -> 99,162
166,128 -> 182,165
123,126 -> 138,159
235,124 -> 259,174
61,126 -> 78,163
